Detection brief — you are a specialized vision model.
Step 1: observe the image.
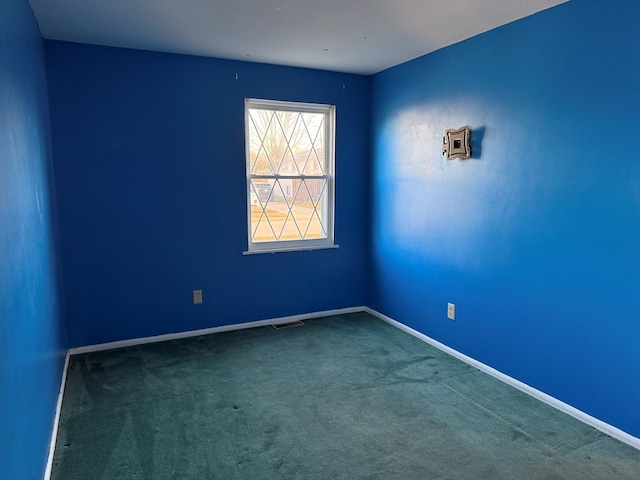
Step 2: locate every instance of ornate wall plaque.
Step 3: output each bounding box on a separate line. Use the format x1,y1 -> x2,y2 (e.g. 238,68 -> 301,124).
442,126 -> 471,160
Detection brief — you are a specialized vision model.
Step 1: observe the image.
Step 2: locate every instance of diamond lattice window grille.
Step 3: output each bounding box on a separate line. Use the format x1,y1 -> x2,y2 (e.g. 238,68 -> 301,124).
245,99 -> 335,252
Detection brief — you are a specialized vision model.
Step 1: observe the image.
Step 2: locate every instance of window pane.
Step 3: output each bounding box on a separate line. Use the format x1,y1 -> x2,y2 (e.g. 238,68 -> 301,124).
248,109 -> 325,177
250,178 -> 328,243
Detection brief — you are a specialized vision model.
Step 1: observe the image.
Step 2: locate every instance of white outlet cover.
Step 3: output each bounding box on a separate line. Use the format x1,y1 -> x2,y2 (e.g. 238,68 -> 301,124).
447,303 -> 455,320
193,290 -> 203,304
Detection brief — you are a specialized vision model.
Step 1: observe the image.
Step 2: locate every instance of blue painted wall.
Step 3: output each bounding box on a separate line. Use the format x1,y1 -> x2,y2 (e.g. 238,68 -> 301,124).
45,42 -> 370,347
370,0 -> 640,438
0,1 -> 67,478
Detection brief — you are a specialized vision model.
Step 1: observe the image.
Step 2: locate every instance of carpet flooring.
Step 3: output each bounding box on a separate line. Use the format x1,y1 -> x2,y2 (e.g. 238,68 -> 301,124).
51,312 -> 640,479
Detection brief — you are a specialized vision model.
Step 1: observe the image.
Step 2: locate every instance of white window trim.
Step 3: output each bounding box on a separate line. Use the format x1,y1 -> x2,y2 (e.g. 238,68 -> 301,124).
244,98 -> 336,254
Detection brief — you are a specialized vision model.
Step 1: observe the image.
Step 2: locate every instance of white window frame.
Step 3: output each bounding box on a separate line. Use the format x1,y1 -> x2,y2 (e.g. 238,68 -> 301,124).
244,98 -> 336,254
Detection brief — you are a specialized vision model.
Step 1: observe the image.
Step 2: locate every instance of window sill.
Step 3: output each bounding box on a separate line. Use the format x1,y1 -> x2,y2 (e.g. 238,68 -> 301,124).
243,244 -> 340,255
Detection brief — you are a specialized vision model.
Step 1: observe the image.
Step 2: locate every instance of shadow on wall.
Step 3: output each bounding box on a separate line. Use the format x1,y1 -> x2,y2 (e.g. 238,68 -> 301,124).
470,126 -> 485,159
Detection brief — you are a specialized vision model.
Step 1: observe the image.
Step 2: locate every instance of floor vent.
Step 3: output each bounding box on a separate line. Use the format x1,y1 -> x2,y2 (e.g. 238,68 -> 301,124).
272,320 -> 305,329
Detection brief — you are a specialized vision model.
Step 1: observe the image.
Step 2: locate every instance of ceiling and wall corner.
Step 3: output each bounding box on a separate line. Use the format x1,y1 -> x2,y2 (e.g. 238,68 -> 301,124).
29,0 -> 567,75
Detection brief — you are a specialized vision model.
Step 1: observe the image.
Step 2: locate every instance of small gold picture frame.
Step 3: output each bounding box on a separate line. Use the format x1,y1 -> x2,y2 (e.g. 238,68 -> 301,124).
442,126 -> 471,160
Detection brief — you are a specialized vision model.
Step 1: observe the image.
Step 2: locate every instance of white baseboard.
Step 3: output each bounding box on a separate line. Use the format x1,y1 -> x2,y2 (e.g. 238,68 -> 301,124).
364,307 -> 640,452
69,306 -> 365,355
44,350 -> 70,480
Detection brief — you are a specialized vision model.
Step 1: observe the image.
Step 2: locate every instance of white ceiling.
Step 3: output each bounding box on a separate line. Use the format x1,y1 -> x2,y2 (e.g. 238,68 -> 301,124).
29,0 -> 568,75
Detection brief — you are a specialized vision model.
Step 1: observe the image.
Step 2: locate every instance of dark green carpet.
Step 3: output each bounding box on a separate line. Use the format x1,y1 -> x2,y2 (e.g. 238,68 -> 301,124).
51,312 -> 640,479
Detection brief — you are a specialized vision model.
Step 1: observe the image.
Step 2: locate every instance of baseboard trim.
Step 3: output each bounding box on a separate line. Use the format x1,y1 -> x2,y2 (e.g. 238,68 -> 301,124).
364,307 -> 640,452
68,306 -> 365,355
44,350 -> 70,480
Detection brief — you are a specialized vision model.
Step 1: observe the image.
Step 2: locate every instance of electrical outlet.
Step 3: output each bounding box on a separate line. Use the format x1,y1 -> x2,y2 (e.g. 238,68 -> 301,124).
447,303 -> 455,320
193,290 -> 203,304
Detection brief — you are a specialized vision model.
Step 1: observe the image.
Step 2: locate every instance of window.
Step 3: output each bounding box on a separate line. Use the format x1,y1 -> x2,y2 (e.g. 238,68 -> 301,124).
245,99 -> 335,253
